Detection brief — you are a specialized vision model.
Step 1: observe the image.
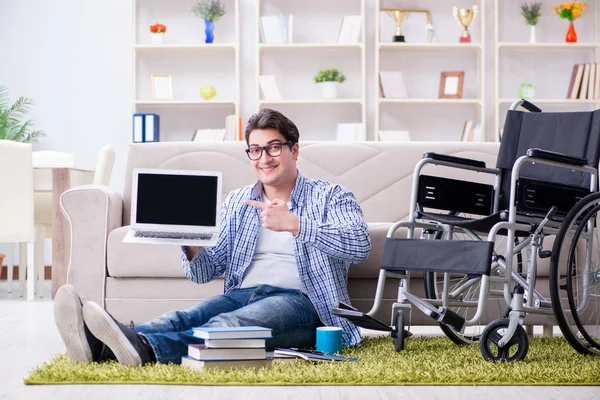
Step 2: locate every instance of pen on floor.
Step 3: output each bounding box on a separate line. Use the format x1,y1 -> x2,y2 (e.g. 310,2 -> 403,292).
290,347 -> 324,355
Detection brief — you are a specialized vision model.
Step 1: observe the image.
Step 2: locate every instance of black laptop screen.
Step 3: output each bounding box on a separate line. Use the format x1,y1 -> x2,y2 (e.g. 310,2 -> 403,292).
136,173 -> 218,226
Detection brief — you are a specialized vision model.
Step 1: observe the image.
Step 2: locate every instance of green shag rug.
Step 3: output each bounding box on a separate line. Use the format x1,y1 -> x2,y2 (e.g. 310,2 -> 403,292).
25,336 -> 600,386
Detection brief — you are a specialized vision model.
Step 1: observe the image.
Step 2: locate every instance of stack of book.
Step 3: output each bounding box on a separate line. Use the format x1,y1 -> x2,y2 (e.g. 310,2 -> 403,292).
567,63 -> 600,100
182,326 -> 273,371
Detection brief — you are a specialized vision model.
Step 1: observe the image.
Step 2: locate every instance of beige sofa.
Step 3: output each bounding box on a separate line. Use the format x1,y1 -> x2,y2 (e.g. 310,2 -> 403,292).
61,141 -> 557,329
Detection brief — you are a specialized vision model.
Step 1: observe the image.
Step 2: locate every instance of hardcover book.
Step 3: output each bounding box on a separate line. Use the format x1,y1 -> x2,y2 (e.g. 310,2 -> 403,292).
191,326 -> 273,340
188,344 -> 266,361
181,356 -> 273,370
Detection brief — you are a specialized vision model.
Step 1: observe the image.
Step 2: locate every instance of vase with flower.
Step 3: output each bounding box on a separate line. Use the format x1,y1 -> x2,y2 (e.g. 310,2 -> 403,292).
553,2 -> 587,43
520,2 -> 542,43
149,23 -> 167,45
190,0 -> 227,44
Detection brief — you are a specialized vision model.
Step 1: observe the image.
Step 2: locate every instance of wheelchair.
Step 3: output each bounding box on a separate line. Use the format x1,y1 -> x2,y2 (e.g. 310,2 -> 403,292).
333,99 -> 600,361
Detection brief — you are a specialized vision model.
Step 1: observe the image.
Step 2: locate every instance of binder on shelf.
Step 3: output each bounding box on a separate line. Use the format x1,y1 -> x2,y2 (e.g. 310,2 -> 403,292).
133,114 -> 144,143
132,113 -> 160,143
144,114 -> 160,142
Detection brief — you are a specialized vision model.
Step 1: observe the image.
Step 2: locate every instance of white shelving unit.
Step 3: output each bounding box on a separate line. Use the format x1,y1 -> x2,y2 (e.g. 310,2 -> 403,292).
494,0 -> 600,138
375,0 -> 485,142
132,0 -> 240,142
256,0 -> 366,141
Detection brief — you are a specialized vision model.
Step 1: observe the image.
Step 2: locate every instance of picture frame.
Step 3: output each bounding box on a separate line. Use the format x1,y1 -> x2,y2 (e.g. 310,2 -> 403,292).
151,74 -> 173,100
439,71 -> 464,99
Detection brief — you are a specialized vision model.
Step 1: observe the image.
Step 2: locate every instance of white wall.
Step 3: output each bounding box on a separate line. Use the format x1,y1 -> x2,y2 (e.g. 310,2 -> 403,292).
0,0 -> 570,265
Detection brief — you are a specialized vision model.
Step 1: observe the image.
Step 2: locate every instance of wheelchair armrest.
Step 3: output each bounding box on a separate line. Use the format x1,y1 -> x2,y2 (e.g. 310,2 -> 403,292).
526,148 -> 588,167
422,152 -> 486,168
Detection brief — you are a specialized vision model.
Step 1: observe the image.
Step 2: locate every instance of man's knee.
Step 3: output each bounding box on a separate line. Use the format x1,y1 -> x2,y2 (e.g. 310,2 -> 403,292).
205,313 -> 243,327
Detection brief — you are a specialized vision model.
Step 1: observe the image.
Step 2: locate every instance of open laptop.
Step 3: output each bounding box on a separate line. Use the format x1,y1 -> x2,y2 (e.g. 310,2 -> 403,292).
123,168 -> 222,246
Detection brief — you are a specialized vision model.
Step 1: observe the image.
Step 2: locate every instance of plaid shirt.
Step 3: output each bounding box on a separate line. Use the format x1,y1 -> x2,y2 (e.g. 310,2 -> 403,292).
181,171 -> 371,346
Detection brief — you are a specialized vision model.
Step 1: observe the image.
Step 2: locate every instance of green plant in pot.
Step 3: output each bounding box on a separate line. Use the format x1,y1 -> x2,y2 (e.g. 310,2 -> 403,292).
0,86 -> 45,143
314,68 -> 346,99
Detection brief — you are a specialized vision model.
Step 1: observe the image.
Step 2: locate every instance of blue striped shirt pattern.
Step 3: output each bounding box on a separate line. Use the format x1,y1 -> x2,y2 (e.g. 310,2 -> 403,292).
181,172 -> 371,346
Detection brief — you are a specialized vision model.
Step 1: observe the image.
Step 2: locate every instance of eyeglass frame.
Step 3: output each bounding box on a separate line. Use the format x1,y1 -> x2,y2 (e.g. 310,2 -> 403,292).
245,141 -> 294,160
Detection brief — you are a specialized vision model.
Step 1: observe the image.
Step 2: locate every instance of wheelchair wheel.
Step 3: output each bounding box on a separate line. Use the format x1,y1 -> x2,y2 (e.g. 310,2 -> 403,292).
393,310 -> 405,352
479,318 -> 529,362
423,228 -> 516,345
550,192 -> 600,355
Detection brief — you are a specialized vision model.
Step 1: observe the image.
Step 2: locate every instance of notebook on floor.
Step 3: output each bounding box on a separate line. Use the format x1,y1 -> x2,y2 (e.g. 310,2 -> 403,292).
123,168 -> 222,246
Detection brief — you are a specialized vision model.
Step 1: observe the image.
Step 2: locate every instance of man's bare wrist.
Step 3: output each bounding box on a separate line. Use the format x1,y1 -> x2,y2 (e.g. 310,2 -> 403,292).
185,246 -> 201,260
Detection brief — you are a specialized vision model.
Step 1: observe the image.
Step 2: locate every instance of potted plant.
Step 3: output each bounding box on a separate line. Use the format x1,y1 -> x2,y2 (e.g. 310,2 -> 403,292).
149,23 -> 167,45
553,2 -> 588,42
520,2 -> 542,43
0,86 -> 45,143
314,68 -> 346,99
190,0 -> 227,44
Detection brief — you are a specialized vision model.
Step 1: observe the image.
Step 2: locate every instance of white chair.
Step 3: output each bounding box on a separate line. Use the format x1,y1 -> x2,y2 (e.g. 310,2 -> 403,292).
0,141 -> 39,301
5,145 -> 116,297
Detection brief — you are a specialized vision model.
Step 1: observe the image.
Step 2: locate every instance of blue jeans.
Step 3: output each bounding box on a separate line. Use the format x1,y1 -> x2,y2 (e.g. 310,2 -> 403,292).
135,285 -> 323,364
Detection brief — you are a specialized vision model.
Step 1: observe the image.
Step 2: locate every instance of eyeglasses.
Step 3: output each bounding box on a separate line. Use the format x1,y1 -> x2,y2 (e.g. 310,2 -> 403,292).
245,141 -> 292,160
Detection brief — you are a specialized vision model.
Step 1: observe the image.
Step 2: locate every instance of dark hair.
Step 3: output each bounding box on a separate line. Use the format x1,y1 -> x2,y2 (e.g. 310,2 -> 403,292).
244,108 -> 300,145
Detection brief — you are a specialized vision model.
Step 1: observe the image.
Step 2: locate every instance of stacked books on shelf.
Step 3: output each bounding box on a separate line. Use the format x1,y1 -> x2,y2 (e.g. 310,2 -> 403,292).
567,63 -> 600,100
182,326 -> 273,371
260,15 -> 293,44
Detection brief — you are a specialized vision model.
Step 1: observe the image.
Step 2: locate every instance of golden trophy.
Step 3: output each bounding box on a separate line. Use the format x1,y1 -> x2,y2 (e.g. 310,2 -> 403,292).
452,5 -> 478,43
383,9 -> 407,42
381,8 -> 433,43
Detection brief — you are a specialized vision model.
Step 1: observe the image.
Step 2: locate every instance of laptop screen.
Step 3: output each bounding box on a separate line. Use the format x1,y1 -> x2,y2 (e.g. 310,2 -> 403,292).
136,173 -> 218,227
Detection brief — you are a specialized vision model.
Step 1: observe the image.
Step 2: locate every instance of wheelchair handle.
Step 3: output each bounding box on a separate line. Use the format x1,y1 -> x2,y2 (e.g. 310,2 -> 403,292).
509,99 -> 542,112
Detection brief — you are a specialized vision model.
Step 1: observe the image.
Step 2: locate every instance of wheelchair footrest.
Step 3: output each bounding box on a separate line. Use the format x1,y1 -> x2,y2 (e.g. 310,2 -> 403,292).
331,308 -> 394,332
403,292 -> 465,333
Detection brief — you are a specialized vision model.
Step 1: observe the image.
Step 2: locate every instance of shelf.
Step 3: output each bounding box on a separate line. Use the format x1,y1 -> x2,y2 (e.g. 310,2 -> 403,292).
134,100 -> 237,106
259,43 -> 363,50
379,98 -> 482,105
498,98 -> 599,105
259,99 -> 364,105
498,42 -> 598,50
135,44 -> 236,50
379,43 -> 482,51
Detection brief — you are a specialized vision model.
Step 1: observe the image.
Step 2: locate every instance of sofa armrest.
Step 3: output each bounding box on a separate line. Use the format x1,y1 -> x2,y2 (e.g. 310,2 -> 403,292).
60,185 -> 123,305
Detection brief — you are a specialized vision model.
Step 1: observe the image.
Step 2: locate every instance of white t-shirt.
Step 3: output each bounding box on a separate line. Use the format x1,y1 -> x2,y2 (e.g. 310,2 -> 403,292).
240,196 -> 304,291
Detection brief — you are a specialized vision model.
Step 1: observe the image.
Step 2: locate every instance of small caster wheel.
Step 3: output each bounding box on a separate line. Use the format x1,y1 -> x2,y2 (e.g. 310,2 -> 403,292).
480,318 -> 529,362
393,310 -> 405,352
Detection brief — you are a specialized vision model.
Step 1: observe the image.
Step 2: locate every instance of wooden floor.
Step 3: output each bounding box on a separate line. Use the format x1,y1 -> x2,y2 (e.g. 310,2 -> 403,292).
1,280 -> 599,400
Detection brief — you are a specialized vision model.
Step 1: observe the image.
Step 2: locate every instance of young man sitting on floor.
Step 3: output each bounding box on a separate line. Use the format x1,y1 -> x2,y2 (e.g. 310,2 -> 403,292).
54,108 -> 371,366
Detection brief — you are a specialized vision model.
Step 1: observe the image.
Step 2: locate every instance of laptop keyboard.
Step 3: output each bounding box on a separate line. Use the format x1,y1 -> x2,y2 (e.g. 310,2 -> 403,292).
134,231 -> 213,240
